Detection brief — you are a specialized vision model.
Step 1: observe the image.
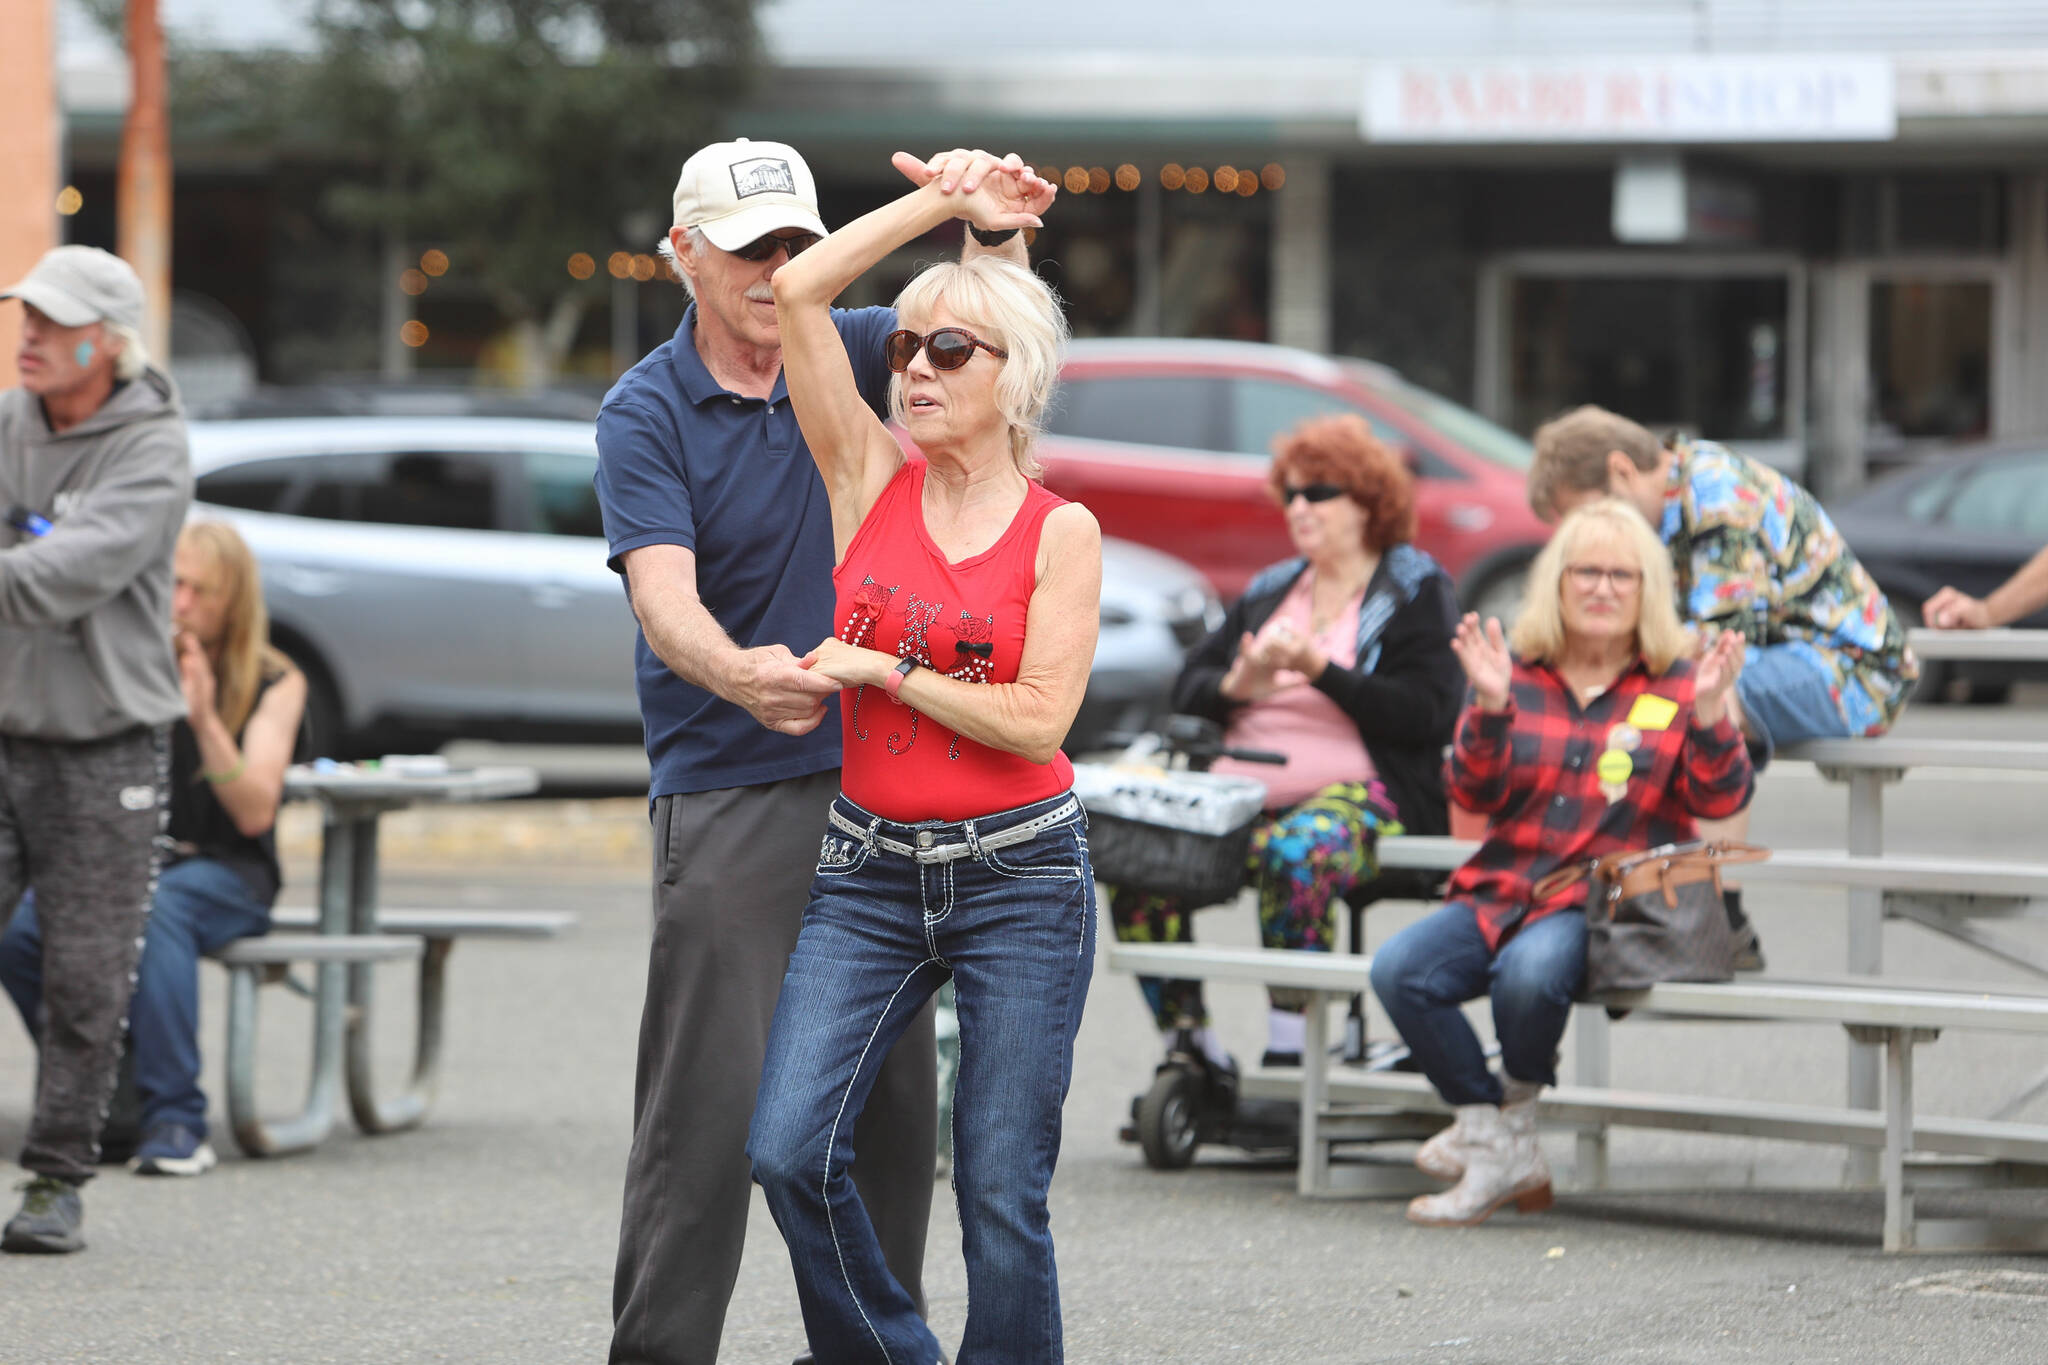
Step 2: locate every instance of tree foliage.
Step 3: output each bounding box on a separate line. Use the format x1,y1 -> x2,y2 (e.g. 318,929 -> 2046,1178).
177,0 -> 758,377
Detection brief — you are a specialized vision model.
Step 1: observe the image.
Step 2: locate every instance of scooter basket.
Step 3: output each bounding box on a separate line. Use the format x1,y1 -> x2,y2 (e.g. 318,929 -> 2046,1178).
1071,764 -> 1269,905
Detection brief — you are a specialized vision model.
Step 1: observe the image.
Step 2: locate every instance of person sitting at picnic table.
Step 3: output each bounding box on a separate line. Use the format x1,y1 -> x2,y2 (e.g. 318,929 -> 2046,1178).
0,521 -> 305,1177
1370,498 -> 1754,1227
1110,413 -> 1464,1074
1526,405 -> 1914,971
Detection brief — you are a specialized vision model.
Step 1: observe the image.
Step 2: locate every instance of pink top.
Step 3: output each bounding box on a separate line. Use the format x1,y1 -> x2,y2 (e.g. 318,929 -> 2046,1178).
1209,571 -> 1378,810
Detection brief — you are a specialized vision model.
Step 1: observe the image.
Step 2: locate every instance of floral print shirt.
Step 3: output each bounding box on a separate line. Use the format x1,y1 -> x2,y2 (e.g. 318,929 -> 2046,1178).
1660,439 -> 1917,736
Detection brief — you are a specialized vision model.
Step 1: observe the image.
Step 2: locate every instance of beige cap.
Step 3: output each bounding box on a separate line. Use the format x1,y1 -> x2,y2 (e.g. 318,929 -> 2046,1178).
0,245 -> 145,330
671,138 -> 827,251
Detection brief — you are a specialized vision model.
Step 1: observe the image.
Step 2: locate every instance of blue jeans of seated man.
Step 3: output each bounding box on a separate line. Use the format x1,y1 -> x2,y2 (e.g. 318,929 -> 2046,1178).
1736,642 -> 1859,747
749,790 -> 1095,1365
1370,900 -> 1586,1108
0,858 -> 272,1139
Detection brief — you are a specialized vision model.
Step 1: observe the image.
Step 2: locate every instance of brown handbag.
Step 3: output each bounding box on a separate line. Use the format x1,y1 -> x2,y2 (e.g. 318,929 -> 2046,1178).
1531,841 -> 1771,995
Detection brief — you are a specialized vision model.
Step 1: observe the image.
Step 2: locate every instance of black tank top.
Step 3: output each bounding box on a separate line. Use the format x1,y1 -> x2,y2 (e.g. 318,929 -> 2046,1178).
168,670 -> 282,905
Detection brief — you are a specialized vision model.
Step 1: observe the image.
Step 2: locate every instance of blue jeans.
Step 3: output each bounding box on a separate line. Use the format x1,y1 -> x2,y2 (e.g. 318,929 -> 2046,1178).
0,858 -> 272,1139
748,790 -> 1095,1365
1736,642 -> 1855,747
1370,901 -> 1586,1107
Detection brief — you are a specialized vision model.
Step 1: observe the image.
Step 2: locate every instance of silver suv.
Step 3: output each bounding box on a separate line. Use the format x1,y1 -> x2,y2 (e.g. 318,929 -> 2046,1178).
188,417 -> 1218,757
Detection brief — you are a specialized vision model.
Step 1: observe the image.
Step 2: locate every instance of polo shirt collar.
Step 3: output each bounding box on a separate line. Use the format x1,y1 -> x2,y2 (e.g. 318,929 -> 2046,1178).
667,303 -> 791,406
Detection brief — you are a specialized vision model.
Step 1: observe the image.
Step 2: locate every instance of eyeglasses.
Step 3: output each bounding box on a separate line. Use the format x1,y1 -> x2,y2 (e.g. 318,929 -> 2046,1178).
883,327 -> 1009,373
727,231 -> 820,263
1564,564 -> 1643,592
1281,482 -> 1347,505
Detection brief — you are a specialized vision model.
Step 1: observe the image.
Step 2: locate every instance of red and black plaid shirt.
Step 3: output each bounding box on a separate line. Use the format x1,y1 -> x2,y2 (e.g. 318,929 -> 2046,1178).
1445,655 -> 1754,951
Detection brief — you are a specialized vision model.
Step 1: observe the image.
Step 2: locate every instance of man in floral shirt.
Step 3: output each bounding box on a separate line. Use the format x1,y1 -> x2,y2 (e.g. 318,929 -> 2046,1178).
1527,405 -> 1917,967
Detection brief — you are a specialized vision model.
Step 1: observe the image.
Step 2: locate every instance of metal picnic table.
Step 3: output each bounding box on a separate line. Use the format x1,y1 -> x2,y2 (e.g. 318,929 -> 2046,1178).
235,762 -> 540,1156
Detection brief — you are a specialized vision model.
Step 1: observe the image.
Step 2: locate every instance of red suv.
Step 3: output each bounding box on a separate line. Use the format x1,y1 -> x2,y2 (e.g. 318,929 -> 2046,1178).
1038,339 -> 1549,616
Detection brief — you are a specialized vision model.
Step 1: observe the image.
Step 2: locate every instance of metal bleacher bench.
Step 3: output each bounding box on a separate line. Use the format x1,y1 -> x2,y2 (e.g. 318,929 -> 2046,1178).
1106,940 -> 2048,1253
202,907 -> 574,1156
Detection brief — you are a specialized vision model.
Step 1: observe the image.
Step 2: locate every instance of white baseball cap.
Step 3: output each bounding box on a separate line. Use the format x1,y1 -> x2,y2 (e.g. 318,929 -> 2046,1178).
671,138 -> 827,251
1,245 -> 146,330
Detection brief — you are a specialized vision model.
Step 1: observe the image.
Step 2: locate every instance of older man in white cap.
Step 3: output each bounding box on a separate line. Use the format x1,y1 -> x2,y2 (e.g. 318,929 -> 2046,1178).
0,245 -> 192,1254
595,140 -> 1046,1364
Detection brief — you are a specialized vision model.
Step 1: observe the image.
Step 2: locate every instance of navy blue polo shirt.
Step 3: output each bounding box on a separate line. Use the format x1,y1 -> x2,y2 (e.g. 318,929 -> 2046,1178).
594,303 -> 898,799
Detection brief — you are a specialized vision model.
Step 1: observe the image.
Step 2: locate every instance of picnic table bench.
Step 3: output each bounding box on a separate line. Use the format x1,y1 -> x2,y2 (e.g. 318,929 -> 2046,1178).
1107,941 -> 2048,1252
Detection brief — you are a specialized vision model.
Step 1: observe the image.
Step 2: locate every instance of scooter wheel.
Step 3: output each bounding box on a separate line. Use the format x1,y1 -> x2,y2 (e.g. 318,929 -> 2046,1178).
1135,1066 -> 1203,1170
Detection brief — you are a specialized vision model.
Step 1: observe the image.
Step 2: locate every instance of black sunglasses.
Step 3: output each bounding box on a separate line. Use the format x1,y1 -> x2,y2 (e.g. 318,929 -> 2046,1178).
1282,482 -> 1347,504
727,231 -> 820,263
883,327 -> 1010,373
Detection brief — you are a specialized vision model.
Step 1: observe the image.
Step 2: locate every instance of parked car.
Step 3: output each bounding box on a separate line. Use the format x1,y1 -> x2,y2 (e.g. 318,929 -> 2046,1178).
1032,338 -> 1552,617
186,417 -> 1218,757
1831,441 -> 2048,703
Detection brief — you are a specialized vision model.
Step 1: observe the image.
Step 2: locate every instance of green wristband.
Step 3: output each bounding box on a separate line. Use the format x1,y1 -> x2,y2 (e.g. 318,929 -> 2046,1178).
202,757 -> 246,785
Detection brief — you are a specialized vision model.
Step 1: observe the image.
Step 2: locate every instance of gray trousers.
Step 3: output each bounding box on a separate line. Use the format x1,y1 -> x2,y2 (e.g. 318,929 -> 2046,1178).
0,727 -> 167,1184
610,769 -> 936,1365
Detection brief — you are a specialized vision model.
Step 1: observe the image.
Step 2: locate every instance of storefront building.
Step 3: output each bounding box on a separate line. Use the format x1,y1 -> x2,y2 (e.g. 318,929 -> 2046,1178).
54,1 -> 2048,495
745,27 -> 2048,496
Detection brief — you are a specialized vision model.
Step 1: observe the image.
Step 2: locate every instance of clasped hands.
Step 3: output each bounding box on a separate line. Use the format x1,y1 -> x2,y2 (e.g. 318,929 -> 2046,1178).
1220,620 -> 1324,702
729,637 -> 914,737
892,148 -> 1056,233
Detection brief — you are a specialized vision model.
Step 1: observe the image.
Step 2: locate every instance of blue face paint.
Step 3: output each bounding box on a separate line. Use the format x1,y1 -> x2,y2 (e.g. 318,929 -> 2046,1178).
74,340 -> 95,367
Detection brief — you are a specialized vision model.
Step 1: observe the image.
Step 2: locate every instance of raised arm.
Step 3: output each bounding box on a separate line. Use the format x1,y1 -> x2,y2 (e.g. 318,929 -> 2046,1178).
772,162 -> 1052,561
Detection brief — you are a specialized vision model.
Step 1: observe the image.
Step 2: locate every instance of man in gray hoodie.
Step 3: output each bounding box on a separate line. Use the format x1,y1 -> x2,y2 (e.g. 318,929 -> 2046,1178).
0,246 -> 192,1254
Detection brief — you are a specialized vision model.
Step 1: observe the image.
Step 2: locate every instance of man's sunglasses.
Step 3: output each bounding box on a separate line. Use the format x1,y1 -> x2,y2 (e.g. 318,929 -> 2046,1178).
1282,482 -> 1347,504
883,327 -> 1009,373
727,231 -> 821,262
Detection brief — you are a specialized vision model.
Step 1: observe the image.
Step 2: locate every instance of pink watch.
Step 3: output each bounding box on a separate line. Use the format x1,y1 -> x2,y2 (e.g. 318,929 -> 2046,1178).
884,656 -> 919,700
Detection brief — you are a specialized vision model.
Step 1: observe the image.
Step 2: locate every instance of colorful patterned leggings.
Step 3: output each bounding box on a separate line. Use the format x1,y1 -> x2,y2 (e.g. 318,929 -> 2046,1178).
1107,780 -> 1400,1028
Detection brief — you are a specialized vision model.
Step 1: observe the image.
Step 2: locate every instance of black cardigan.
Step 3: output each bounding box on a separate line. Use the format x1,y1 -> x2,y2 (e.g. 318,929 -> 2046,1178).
1172,547 -> 1465,836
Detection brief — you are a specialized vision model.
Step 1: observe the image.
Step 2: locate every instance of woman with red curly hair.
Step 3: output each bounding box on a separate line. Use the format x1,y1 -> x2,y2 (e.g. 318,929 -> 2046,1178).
1110,414 -> 1464,1075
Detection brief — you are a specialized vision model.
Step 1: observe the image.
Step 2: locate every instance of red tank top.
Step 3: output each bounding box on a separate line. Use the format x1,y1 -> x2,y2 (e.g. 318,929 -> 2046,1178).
831,458 -> 1076,821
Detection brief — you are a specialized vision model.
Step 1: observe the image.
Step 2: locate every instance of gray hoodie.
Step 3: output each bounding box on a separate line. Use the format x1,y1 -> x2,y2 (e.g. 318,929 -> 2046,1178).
0,366 -> 192,740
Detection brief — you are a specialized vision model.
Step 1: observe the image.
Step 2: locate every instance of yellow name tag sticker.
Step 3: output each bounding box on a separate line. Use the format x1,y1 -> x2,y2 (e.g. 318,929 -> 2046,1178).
1625,694 -> 1680,731
1596,749 -> 1635,785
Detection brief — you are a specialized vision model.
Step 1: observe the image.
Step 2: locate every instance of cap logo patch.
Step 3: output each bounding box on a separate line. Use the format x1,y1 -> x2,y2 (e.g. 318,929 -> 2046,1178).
119,785 -> 156,811
730,157 -> 797,199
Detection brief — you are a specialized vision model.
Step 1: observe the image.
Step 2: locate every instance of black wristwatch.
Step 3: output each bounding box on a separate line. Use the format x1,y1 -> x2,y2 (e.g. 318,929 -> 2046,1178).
968,224 -> 1022,247
884,655 -> 920,700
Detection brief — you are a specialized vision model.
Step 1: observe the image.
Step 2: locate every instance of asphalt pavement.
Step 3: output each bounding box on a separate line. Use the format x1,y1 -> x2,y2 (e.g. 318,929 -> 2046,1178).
6,703 -> 2048,1362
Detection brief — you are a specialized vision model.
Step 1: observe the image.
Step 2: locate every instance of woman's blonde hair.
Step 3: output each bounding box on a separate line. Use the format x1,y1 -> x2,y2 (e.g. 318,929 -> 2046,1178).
889,255 -> 1067,478
1509,498 -> 1688,674
178,521 -> 297,735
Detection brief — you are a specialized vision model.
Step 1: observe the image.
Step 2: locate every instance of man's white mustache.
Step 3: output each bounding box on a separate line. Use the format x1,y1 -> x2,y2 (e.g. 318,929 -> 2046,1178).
746,287 -> 775,303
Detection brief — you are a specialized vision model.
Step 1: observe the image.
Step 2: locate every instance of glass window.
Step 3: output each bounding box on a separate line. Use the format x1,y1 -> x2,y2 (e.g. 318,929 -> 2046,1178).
290,451 -> 501,531
1230,379 -> 1383,456
1868,280 -> 1993,448
1902,464 -> 1962,522
1161,192 -> 1272,341
1228,378 -> 1461,481
1359,371 -> 1534,472
357,453 -> 498,531
525,450 -> 605,538
194,457 -> 301,513
292,452 -> 383,522
1043,376 -> 1222,452
1943,454 -> 2048,537
1507,275 -> 1792,441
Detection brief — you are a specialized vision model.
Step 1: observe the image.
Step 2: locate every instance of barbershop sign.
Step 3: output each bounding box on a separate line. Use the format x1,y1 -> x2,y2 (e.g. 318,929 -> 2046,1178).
1363,56 -> 1895,143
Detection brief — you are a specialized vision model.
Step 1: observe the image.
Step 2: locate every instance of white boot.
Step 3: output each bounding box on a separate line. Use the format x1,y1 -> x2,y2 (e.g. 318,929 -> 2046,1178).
1414,1104 -> 1487,1181
1405,1087 -> 1552,1227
